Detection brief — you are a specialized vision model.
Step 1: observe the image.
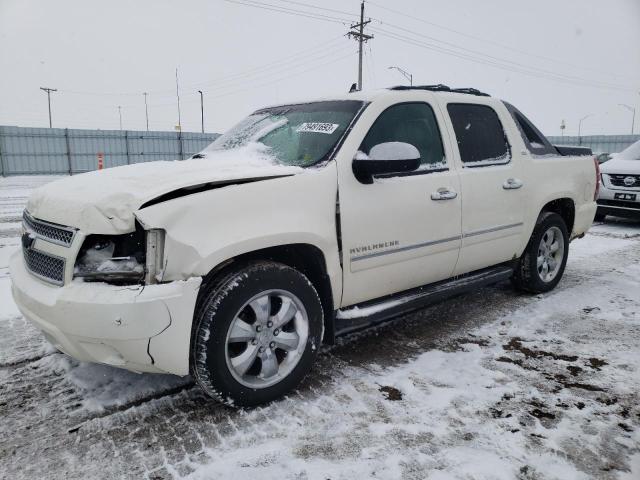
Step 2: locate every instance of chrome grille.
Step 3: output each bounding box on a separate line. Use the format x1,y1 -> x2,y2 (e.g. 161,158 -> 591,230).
608,174 -> 640,188
23,248 -> 65,285
23,211 -> 75,247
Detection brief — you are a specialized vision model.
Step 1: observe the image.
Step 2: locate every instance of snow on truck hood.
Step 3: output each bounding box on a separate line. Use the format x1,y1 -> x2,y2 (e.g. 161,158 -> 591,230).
26,144 -> 303,234
600,157 -> 640,175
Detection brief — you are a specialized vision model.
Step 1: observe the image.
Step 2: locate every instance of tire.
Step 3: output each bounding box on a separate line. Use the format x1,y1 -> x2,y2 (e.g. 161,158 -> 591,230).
594,210 -> 606,222
512,212 -> 569,294
191,261 -> 323,407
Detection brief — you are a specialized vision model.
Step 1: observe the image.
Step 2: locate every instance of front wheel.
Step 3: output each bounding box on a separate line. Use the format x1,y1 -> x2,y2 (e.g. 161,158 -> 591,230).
191,261 -> 324,407
512,212 -> 569,293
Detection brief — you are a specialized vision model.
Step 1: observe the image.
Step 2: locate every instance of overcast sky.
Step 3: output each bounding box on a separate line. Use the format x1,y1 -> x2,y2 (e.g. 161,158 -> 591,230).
1,0 -> 638,137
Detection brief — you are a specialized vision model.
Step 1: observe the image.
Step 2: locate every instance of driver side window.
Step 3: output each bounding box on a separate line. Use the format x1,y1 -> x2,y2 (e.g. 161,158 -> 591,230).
359,102 -> 446,172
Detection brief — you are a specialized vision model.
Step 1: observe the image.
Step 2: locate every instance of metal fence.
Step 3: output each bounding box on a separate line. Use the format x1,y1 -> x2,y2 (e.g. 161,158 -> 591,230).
547,134 -> 639,154
0,126 -> 220,176
2,126 -> 638,176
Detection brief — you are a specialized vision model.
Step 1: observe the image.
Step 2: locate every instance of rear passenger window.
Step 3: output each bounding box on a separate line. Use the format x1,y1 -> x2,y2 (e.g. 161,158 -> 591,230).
447,104 -> 510,166
359,102 -> 446,172
503,102 -> 557,155
513,111 -> 546,147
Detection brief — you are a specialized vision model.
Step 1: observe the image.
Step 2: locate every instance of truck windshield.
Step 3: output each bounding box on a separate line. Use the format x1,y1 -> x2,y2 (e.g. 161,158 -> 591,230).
203,100 -> 365,167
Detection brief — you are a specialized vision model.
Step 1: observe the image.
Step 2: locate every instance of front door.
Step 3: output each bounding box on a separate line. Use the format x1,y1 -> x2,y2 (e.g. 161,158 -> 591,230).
337,97 -> 462,307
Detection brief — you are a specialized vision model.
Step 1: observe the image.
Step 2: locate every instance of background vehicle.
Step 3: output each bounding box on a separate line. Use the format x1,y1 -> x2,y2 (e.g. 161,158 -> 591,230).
596,139 -> 640,220
11,86 -> 598,406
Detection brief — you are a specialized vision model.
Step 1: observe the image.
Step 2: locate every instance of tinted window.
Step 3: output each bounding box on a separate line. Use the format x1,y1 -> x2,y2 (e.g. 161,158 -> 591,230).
447,103 -> 510,165
514,111 -> 545,146
359,103 -> 445,170
503,101 -> 556,155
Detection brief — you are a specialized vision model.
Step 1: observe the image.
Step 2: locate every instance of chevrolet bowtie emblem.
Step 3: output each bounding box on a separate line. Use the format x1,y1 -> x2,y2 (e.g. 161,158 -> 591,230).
22,232 -> 35,250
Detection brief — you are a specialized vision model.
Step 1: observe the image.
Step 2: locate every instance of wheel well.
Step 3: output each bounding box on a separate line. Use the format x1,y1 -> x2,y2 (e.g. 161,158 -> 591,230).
541,198 -> 575,234
199,244 -> 335,344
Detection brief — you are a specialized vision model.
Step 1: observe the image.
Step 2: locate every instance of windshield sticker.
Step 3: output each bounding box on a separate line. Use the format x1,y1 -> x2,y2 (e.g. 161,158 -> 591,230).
296,122 -> 339,135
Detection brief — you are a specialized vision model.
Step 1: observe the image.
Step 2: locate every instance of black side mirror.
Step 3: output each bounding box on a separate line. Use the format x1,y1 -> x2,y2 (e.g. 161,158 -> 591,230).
352,142 -> 421,184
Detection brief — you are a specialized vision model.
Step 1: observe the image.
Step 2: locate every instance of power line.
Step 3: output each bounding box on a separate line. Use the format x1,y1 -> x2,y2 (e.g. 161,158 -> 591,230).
372,22 -> 633,91
200,50 -> 357,103
221,0 -> 354,24
371,27 -> 635,92
367,0 -> 636,84
56,35 -> 347,99
262,0 -> 636,91
270,0 -> 356,17
119,43 -> 355,109
180,37 -> 347,91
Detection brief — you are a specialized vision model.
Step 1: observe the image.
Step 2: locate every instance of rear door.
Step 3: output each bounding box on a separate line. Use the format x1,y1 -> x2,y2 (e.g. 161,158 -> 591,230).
336,95 -> 462,307
441,100 -> 527,275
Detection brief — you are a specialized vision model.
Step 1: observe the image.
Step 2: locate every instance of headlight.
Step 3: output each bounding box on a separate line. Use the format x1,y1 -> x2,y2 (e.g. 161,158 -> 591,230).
74,224 -> 164,285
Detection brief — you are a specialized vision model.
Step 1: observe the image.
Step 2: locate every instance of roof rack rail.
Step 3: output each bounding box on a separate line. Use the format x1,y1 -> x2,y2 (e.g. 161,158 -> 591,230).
450,87 -> 490,97
390,84 -> 451,92
388,84 -> 490,97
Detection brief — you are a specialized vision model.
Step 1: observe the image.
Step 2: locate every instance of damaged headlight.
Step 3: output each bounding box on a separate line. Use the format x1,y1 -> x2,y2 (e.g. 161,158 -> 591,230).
74,224 -> 164,285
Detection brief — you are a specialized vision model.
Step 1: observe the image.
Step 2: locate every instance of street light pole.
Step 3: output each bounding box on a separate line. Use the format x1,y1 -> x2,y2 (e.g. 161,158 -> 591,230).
39,87 -> 57,128
198,90 -> 204,133
619,104 -> 636,135
578,114 -> 592,144
388,66 -> 413,86
143,92 -> 149,131
175,67 -> 182,131
118,106 -> 123,130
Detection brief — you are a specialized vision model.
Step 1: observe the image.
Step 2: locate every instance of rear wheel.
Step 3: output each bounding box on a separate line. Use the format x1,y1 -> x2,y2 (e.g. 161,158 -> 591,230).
512,212 -> 569,293
191,261 -> 323,406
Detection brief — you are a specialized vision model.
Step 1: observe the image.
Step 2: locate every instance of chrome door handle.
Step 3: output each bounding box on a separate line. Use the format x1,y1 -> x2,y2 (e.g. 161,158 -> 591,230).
431,188 -> 458,201
503,178 -> 523,190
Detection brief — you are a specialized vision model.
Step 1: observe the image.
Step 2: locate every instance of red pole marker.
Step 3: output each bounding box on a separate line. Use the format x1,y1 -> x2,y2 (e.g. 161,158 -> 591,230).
97,152 -> 104,170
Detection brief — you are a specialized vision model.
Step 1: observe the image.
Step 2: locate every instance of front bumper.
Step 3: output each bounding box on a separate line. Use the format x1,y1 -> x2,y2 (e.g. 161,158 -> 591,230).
597,181 -> 640,218
10,251 -> 201,375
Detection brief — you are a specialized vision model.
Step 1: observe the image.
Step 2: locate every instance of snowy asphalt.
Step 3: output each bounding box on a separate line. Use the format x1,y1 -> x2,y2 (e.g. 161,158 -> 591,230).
0,175 -> 639,480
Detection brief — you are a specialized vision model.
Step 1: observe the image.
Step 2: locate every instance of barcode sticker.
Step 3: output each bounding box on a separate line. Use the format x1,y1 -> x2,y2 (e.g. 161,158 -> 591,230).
296,122 -> 339,134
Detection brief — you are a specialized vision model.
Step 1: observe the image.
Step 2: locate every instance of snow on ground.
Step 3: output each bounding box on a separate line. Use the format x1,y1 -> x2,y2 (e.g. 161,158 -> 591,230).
0,176 -> 639,480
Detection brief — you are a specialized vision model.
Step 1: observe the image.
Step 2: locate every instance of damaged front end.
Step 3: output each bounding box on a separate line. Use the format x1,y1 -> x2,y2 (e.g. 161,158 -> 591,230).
73,222 -> 165,285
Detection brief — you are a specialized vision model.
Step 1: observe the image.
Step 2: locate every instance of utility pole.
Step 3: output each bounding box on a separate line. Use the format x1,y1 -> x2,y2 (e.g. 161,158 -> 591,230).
619,104 -> 635,135
39,87 -> 57,128
175,67 -> 182,131
143,92 -> 149,131
347,1 -> 373,91
118,106 -> 123,130
198,90 -> 204,133
560,119 -> 566,137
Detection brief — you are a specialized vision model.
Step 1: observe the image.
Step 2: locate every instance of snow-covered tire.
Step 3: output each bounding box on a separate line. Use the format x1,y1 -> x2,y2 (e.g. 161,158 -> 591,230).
511,212 -> 569,294
191,261 -> 323,407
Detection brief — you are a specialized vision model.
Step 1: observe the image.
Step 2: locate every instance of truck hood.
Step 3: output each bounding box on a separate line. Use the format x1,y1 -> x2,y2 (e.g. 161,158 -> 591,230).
600,158 -> 640,175
27,144 -> 303,234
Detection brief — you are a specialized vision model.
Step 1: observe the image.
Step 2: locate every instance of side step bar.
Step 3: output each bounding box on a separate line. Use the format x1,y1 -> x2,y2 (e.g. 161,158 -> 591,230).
334,264 -> 514,337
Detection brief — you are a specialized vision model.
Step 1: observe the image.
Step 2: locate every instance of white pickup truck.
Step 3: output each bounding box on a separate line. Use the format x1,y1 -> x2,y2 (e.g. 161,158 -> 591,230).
11,86 -> 598,406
